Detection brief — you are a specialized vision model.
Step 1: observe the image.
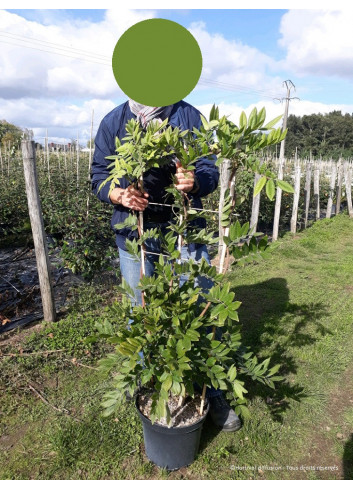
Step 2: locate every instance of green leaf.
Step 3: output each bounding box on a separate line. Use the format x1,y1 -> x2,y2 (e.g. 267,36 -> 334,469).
209,104 -> 219,121
233,380 -> 248,400
239,111 -> 247,129
219,309 -> 228,323
101,398 -> 119,409
268,364 -> 281,376
206,357 -> 216,367
257,107 -> 266,127
248,107 -> 257,129
266,179 -> 276,201
263,114 -> 283,129
235,404 -> 251,419
253,176 -> 267,197
186,329 -> 200,341
162,375 -> 173,392
228,365 -> 237,382
141,369 -> 153,385
200,114 -> 209,130
277,179 -> 294,193
182,336 -> 191,351
211,365 -> 224,375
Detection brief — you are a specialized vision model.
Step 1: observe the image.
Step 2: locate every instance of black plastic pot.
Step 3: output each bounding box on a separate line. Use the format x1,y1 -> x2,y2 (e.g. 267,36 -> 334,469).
136,397 -> 209,470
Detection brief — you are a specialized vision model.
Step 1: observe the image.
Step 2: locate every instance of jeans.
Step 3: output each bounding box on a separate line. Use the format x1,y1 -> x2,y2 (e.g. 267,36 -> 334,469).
118,224 -> 221,399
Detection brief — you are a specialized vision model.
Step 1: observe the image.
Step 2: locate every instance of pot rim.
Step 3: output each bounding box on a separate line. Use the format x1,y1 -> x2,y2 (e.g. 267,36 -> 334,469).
135,394 -> 209,433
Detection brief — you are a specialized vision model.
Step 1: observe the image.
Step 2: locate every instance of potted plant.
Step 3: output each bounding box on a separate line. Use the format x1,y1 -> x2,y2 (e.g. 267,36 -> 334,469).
92,106 -> 291,470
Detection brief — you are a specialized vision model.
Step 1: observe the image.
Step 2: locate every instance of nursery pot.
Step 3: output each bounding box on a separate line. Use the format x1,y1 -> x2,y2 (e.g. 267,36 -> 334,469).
135,397 -> 209,470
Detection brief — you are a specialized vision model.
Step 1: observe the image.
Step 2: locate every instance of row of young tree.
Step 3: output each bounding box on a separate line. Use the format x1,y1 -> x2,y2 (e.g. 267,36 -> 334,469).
3,110 -> 353,159
284,111 -> 353,160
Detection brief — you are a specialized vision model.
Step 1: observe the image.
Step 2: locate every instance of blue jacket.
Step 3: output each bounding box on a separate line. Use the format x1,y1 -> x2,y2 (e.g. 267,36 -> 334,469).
91,100 -> 219,250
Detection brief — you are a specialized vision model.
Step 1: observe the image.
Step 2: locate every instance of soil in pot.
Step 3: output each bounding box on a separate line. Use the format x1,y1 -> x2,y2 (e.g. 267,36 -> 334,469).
138,392 -> 207,428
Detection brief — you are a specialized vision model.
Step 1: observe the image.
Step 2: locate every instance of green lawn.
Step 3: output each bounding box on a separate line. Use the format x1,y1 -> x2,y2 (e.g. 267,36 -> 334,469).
1,213 -> 353,480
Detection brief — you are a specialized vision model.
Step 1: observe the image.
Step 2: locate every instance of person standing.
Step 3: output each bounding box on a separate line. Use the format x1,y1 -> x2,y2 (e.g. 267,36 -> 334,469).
91,98 -> 241,432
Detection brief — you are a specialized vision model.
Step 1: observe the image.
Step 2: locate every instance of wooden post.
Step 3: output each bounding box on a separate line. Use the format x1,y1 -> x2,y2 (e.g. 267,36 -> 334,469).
344,160 -> 353,218
86,110 -> 94,217
304,160 -> 312,228
88,109 -> 94,181
326,161 -> 336,218
7,141 -> 10,177
22,140 -> 56,322
335,159 -> 344,215
290,157 -> 301,233
69,141 -> 72,170
250,173 -> 261,234
219,172 -> 236,274
56,147 -> 61,172
272,80 -> 294,241
76,132 -> 80,188
313,161 -> 320,220
64,144 -> 68,179
45,129 -> 50,183
0,145 -> 3,176
218,159 -> 231,257
272,157 -> 284,241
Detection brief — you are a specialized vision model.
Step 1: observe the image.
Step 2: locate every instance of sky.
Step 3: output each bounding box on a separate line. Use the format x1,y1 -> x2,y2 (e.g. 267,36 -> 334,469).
1,7 -> 353,144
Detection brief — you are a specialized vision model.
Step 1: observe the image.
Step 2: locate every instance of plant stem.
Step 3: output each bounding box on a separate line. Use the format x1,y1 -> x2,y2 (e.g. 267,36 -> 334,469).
178,189 -> 187,264
200,300 -> 211,318
178,213 -> 183,264
200,384 -> 207,415
199,300 -> 212,414
137,176 -> 146,307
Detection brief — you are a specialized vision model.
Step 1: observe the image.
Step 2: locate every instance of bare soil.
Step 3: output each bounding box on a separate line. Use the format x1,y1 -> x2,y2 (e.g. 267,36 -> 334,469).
0,245 -> 83,334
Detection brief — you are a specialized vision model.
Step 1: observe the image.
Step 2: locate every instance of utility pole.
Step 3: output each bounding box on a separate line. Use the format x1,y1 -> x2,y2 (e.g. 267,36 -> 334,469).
272,80 -> 298,241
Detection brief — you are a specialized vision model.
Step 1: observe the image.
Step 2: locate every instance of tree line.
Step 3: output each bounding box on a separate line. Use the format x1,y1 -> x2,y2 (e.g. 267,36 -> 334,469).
284,111 -> 353,160
0,120 -> 22,150
0,119 -> 96,151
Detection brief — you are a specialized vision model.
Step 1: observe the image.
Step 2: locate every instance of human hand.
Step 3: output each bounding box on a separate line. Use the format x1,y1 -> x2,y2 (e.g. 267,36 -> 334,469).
174,160 -> 194,193
109,185 -> 149,211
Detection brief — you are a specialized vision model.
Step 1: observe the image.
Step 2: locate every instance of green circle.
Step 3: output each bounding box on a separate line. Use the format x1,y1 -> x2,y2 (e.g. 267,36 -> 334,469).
112,18 -> 202,106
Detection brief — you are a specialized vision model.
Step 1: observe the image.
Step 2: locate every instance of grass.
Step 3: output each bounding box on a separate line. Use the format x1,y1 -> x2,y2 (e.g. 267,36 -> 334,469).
1,213 -> 353,479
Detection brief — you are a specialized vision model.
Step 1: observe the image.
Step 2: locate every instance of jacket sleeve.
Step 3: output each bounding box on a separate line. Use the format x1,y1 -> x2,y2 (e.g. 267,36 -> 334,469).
193,154 -> 219,198
91,118 -> 117,205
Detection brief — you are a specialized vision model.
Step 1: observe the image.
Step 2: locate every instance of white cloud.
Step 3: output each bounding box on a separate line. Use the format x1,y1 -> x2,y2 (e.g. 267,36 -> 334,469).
196,99 -> 353,127
0,9 -> 156,99
1,8 -> 352,139
0,10 -> 285,102
0,97 -> 117,141
279,9 -> 353,79
190,21 -> 283,96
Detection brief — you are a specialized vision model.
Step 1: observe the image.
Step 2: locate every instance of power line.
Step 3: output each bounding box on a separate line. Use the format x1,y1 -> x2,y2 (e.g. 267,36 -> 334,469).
199,77 -> 282,100
0,31 -> 109,61
0,39 -> 111,66
0,30 -> 285,100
